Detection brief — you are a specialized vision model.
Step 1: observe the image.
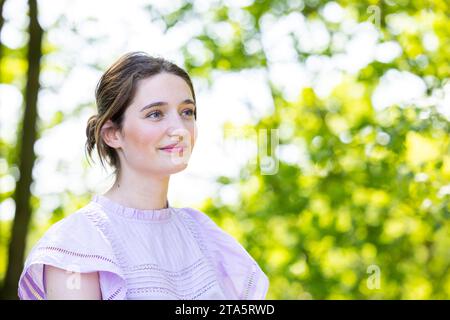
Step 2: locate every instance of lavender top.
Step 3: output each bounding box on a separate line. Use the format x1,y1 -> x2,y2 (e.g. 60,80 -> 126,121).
18,194 -> 269,300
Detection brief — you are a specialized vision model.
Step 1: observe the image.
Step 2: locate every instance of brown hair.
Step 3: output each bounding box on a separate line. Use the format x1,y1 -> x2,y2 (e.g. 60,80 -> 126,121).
85,51 -> 197,176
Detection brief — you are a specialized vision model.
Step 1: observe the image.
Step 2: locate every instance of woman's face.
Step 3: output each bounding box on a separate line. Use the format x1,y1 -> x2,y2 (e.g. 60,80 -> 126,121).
110,72 -> 197,177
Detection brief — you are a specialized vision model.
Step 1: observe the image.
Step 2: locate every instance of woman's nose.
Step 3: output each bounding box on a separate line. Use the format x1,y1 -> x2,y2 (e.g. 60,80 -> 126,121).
166,113 -> 191,143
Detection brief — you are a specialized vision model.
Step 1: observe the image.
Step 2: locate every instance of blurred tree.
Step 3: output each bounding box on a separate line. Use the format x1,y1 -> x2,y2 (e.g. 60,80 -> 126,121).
0,0 -> 5,64
0,0 -> 5,276
0,0 -> 43,299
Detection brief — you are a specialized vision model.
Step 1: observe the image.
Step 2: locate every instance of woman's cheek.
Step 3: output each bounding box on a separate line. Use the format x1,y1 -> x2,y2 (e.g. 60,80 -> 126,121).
127,123 -> 160,152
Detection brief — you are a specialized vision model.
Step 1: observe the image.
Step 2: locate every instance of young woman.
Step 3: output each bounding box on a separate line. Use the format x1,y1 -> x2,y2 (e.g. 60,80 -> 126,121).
18,52 -> 269,300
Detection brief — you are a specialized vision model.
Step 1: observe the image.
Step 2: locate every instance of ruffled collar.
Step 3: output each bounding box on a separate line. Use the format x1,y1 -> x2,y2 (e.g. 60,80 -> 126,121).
92,194 -> 173,222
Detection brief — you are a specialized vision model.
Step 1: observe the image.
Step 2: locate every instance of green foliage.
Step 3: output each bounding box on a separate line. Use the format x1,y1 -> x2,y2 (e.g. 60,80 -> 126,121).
174,0 -> 450,299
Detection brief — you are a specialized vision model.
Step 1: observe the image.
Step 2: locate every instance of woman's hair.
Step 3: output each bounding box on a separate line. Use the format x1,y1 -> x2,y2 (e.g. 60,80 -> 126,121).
85,51 -> 197,177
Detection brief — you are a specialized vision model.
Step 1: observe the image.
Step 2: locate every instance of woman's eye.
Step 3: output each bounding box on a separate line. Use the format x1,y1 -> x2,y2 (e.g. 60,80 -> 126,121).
146,111 -> 162,119
183,109 -> 195,117
146,109 -> 194,119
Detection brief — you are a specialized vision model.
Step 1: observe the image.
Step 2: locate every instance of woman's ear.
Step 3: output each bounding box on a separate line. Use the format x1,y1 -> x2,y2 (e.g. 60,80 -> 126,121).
101,120 -> 122,149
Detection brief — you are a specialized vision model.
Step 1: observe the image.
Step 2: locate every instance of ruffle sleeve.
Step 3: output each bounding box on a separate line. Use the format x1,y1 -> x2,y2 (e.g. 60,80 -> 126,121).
18,207 -> 126,300
185,208 -> 269,300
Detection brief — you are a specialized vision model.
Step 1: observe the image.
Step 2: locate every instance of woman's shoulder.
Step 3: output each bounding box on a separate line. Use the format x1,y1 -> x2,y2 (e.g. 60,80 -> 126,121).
180,206 -> 223,229
24,200 -> 117,269
37,201 -> 107,247
18,200 -> 125,300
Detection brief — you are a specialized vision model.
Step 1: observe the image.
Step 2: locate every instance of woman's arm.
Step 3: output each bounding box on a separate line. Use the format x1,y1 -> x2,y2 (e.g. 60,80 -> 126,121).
44,264 -> 102,300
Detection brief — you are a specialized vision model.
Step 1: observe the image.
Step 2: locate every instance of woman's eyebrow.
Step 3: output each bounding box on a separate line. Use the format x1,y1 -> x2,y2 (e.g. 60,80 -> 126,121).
140,99 -> 195,112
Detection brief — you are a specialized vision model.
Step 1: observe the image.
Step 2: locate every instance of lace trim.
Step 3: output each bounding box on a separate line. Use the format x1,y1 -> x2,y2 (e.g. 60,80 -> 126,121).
178,211 -> 228,296
125,266 -> 213,287
37,246 -> 119,267
126,273 -> 217,293
241,262 -> 257,299
127,280 -> 217,300
82,204 -> 128,300
83,205 -> 129,269
123,257 -> 208,277
126,266 -> 216,287
123,257 -> 218,295
107,286 -> 123,300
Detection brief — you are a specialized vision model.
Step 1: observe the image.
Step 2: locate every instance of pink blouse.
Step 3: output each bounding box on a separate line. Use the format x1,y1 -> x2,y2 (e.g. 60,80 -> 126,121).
18,194 -> 269,300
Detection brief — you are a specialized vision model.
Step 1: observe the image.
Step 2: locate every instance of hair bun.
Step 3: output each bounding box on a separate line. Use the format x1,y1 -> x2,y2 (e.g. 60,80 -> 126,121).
85,114 -> 99,150
87,115 -> 99,130
89,114 -> 98,124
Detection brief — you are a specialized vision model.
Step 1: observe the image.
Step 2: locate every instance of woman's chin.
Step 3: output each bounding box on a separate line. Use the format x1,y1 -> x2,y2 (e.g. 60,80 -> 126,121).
158,162 -> 189,175
158,149 -> 192,165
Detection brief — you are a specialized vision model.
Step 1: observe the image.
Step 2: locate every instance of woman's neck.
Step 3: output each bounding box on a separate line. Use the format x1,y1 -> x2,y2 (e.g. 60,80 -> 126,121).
103,168 -> 170,210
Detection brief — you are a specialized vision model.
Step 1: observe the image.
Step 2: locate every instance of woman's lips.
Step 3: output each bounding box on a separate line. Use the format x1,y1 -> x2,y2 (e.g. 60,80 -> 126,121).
159,146 -> 185,153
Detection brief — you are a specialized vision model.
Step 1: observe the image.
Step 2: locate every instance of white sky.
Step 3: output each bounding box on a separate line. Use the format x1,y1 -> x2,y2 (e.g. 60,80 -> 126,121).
0,0 -> 447,221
